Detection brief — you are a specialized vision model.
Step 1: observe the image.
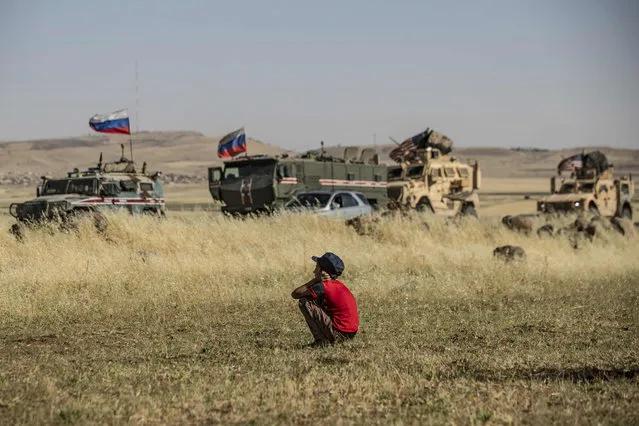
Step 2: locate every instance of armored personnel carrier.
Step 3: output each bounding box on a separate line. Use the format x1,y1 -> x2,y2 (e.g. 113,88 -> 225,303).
386,128 -> 481,217
537,151 -> 634,219
208,146 -> 388,214
9,145 -> 165,236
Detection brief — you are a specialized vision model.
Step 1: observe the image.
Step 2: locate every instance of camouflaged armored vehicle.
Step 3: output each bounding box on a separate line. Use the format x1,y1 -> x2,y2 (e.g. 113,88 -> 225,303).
386,128 -> 481,217
9,145 -> 165,236
208,146 -> 387,214
537,151 -> 634,219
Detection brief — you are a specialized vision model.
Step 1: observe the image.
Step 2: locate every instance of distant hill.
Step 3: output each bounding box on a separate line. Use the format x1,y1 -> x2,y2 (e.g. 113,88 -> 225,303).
0,131 -> 637,180
0,131 -> 286,177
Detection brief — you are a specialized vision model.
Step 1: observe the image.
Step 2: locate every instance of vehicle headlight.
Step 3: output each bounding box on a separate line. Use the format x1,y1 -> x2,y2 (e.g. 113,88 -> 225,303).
574,201 -> 580,207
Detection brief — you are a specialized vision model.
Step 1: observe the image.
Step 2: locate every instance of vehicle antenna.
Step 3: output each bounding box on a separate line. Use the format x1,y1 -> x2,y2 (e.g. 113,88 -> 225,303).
98,152 -> 103,170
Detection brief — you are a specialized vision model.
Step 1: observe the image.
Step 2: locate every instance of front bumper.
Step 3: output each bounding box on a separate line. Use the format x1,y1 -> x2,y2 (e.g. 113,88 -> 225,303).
537,201 -> 584,214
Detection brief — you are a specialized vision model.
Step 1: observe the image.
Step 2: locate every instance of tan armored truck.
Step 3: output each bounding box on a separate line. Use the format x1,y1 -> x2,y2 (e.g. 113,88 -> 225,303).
386,128 -> 481,217
537,151 -> 634,219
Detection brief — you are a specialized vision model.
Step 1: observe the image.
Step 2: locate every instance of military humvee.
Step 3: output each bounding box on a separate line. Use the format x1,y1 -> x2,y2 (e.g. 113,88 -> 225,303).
537,151 -> 634,219
9,145 -> 165,235
208,146 -> 388,214
386,128 -> 481,217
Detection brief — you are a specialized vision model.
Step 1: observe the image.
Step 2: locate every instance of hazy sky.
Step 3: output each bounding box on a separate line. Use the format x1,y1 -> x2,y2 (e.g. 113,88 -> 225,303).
1,0 -> 638,150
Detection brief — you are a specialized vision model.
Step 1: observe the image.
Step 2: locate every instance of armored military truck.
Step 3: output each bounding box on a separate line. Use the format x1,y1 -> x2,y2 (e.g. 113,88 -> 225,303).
9,145 -> 165,236
386,128 -> 481,217
537,151 -> 634,219
208,146 -> 388,214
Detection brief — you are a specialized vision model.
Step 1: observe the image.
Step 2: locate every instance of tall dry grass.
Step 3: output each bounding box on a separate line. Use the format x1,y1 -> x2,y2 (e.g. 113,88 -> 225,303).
0,211 -> 638,424
0,212 -> 636,320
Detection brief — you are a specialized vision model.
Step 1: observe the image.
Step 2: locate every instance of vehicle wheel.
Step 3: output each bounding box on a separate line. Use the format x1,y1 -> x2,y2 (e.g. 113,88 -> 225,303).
416,198 -> 434,214
588,203 -> 600,216
461,204 -> 478,218
619,205 -> 632,220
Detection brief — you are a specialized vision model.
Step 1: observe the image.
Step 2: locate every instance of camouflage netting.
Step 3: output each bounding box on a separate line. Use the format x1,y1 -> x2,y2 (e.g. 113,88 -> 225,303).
422,129 -> 453,155
389,127 -> 454,163
103,161 -> 137,173
583,151 -> 609,175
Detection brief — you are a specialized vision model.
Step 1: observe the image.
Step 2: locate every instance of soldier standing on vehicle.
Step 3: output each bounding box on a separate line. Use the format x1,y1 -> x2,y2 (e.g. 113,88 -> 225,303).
291,252 -> 359,347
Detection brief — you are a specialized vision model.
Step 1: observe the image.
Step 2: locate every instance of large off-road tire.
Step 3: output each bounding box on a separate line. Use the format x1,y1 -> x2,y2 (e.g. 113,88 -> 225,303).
619,205 -> 632,220
588,203 -> 600,216
461,203 -> 478,218
415,198 -> 434,214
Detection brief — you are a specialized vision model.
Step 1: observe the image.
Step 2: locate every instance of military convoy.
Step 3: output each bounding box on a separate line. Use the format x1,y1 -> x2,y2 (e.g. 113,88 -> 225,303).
208,146 -> 388,214
8,145 -> 165,237
537,151 -> 634,219
385,128 -> 481,217
208,128 -> 482,217
6,128 -> 636,236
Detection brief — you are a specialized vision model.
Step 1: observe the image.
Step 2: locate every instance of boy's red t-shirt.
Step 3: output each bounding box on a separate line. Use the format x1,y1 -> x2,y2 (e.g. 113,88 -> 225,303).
309,279 -> 359,333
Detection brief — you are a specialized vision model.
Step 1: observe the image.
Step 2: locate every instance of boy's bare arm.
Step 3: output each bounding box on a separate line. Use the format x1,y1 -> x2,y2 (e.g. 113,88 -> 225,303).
291,276 -> 321,299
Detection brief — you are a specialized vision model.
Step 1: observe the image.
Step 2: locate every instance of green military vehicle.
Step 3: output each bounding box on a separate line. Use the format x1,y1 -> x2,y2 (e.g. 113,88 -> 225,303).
9,145 -> 165,237
537,151 -> 634,219
208,147 -> 388,214
386,128 -> 481,217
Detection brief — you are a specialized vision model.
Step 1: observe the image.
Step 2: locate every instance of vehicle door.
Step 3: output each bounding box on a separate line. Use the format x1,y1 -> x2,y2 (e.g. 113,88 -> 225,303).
596,182 -> 614,216
331,192 -> 363,219
428,167 -> 445,208
208,167 -> 223,201
276,163 -> 297,199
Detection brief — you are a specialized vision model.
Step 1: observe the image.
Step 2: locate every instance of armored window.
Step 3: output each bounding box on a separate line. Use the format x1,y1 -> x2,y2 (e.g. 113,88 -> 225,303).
458,168 -> 470,177
120,180 -> 137,192
340,193 -> 358,208
101,182 -> 119,196
444,168 -> 456,177
430,169 -> 441,178
407,166 -> 424,178
223,167 -> 239,180
209,168 -> 222,182
278,165 -> 292,178
42,179 -> 70,195
140,182 -> 154,192
67,178 -> 97,195
374,174 -> 383,182
388,167 -> 403,180
347,173 -> 356,181
621,184 -> 629,195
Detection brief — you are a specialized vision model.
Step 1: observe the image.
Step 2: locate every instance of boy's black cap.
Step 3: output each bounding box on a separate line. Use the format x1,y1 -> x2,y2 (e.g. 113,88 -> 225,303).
311,252 -> 344,278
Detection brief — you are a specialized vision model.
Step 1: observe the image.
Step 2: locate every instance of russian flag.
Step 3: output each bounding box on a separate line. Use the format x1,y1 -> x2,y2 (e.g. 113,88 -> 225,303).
217,127 -> 247,158
89,109 -> 131,135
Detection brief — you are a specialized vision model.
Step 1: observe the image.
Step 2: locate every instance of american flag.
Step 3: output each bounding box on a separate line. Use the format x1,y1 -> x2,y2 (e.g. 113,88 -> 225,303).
557,154 -> 583,173
389,129 -> 429,162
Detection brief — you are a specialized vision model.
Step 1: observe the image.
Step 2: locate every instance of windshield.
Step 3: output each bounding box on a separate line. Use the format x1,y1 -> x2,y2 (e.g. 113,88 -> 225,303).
290,193 -> 331,208
407,166 -> 424,178
42,178 -> 97,196
42,180 -> 69,195
223,162 -> 275,180
388,167 -> 403,180
558,182 -> 594,194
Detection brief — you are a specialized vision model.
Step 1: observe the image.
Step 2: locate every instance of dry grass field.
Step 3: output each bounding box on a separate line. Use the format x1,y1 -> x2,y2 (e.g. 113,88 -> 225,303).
1,212 -> 638,424
1,133 -> 638,423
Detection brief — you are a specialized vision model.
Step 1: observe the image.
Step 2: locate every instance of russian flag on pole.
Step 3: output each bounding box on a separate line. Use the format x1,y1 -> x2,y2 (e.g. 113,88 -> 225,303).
217,127 -> 247,158
89,109 -> 131,135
